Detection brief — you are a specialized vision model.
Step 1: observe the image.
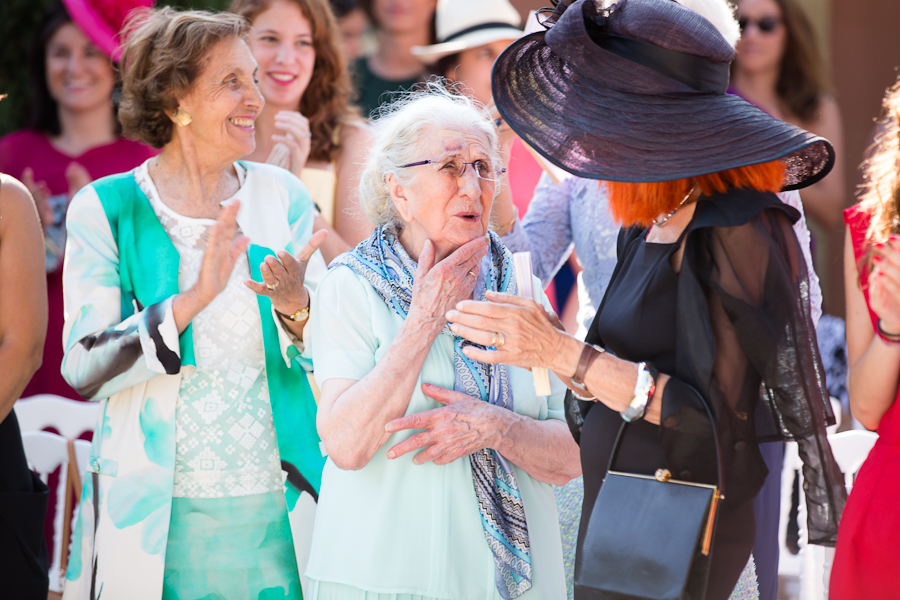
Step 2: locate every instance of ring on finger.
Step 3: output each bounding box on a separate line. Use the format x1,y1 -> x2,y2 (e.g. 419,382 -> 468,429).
266,281 -> 279,291
491,332 -> 505,349
467,270 -> 477,278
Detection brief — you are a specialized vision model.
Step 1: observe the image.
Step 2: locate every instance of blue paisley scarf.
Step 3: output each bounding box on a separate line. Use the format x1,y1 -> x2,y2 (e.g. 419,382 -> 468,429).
332,224 -> 533,599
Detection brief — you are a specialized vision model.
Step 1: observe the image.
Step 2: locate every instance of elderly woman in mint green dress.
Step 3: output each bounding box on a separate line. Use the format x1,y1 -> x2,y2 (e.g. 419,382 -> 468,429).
61,9 -> 326,600
307,87 -> 581,600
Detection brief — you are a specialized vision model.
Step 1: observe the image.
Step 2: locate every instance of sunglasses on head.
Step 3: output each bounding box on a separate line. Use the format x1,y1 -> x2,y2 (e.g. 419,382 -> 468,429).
738,16 -> 782,33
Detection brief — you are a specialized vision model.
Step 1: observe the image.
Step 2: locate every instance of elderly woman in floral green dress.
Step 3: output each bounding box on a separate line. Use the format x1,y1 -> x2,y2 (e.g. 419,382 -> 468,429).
61,9 -> 325,600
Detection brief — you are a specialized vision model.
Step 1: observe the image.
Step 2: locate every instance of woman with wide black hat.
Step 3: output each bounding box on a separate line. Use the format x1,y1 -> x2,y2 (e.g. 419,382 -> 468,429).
445,0 -> 846,598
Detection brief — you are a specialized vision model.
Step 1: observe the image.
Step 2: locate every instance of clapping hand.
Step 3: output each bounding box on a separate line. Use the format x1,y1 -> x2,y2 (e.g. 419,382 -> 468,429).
191,201 -> 250,305
265,111 -> 312,179
871,235 -> 900,334
21,168 -> 53,228
245,229 -> 327,317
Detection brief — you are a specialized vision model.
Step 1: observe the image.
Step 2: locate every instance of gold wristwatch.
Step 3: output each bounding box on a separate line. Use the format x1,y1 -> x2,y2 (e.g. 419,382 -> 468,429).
276,291 -> 310,322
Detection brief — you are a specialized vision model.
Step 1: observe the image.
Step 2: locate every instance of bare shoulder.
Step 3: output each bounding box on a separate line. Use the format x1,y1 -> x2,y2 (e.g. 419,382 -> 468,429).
0,173 -> 39,223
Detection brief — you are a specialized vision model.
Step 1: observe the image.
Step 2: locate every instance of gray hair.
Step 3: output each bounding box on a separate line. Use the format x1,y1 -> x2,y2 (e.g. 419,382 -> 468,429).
358,82 -> 501,227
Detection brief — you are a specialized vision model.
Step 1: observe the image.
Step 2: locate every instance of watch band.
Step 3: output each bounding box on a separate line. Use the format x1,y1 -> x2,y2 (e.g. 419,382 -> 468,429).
276,306 -> 309,322
570,344 -> 605,399
621,362 -> 659,423
275,289 -> 311,323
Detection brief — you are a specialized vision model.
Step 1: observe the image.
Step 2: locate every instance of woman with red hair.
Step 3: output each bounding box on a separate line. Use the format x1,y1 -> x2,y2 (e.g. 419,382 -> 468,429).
444,0 -> 846,598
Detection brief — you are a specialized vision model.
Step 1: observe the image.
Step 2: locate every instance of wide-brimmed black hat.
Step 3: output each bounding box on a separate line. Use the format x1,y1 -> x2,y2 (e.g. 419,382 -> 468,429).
491,0 -> 833,189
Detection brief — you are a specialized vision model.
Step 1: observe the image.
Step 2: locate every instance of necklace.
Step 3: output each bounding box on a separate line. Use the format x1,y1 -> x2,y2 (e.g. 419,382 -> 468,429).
652,185 -> 697,227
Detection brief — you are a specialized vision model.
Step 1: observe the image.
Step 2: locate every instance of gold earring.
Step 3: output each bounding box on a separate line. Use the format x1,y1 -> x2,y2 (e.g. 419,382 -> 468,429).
172,107 -> 192,127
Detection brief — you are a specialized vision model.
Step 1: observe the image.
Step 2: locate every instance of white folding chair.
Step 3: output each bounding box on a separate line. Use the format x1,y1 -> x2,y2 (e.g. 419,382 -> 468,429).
16,395 -> 98,593
796,430 -> 878,600
15,394 -> 99,439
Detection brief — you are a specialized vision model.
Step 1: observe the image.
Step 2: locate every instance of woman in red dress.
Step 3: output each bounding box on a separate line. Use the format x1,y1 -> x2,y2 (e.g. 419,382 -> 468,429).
831,77 -> 900,599
0,0 -> 156,401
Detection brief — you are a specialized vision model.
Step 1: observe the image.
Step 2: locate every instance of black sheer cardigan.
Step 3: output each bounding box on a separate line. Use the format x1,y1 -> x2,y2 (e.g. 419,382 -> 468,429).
569,189 -> 846,546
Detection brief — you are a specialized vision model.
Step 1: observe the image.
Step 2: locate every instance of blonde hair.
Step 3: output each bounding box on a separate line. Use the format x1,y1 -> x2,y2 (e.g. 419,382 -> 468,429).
858,78 -> 900,278
118,8 -> 249,148
358,82 -> 500,227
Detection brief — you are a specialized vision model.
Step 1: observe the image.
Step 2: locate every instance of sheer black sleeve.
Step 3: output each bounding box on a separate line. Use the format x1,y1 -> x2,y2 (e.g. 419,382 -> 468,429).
661,195 -> 845,545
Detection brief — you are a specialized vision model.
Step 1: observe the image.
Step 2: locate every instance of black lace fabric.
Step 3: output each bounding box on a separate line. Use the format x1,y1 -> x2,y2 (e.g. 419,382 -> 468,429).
575,189 -> 846,546
662,190 -> 846,546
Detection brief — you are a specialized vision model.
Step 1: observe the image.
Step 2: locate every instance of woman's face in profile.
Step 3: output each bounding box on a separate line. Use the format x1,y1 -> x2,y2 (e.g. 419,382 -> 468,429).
734,0 -> 787,75
45,22 -> 116,116
443,39 -> 515,108
247,0 -> 317,112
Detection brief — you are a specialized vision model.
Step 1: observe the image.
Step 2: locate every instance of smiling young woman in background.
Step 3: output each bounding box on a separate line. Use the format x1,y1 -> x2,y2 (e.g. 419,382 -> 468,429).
232,0 -> 374,261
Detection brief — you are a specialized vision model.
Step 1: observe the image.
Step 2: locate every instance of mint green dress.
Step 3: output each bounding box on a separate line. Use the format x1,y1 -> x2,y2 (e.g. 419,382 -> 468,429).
306,265 -> 568,600
136,165 -> 302,600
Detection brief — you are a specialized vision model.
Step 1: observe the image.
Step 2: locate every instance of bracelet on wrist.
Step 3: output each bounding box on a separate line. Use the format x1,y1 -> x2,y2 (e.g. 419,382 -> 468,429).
621,362 -> 659,423
877,319 -> 900,343
569,343 -> 605,400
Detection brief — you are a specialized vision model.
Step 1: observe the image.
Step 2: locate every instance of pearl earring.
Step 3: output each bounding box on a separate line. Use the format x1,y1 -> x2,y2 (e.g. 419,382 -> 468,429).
172,107 -> 192,127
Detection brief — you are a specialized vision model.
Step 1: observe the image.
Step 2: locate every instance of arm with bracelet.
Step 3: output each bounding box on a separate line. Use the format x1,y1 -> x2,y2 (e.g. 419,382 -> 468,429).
559,339 -> 664,424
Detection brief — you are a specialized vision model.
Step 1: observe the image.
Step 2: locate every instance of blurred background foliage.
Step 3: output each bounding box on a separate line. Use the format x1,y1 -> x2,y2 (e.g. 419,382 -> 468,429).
0,0 -> 232,137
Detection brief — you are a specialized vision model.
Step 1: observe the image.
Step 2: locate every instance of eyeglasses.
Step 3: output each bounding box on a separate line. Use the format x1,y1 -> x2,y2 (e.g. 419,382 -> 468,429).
738,16 -> 782,34
399,157 -> 507,182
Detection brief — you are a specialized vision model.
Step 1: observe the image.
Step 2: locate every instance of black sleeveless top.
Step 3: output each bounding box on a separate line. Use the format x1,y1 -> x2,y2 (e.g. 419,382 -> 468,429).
578,229 -> 682,545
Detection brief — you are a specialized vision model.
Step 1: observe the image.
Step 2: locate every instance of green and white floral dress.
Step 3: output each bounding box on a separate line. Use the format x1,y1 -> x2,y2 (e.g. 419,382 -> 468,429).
61,160 -> 325,600
138,165 -> 301,599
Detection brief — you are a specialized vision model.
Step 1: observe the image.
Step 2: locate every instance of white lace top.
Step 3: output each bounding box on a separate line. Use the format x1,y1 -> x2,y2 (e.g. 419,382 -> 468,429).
135,162 -> 283,499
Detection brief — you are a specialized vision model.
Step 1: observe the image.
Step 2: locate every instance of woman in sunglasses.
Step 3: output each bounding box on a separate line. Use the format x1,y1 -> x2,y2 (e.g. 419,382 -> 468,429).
730,3 -> 846,597
730,0 -> 845,231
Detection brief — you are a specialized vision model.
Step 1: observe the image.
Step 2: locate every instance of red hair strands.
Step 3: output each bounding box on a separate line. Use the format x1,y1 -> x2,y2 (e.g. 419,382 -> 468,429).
605,160 -> 787,228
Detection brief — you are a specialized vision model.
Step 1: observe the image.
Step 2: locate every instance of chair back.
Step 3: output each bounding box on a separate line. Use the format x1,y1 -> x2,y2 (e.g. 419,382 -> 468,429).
17,396 -> 98,594
826,430 -> 878,491
15,395 -> 99,439
21,430 -> 69,483
795,429 -> 879,600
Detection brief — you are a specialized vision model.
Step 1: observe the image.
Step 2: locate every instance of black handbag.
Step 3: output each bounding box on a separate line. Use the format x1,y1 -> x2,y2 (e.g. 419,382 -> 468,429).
574,398 -> 724,600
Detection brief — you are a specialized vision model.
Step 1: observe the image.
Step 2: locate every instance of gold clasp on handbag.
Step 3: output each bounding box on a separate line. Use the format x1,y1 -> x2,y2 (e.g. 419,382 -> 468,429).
654,469 -> 671,482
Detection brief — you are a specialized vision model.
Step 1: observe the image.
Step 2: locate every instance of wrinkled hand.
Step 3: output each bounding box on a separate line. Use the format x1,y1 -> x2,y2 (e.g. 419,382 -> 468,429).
192,201 -> 250,305
245,229 -> 327,315
384,384 -> 512,465
270,111 -> 312,179
65,161 -> 91,199
871,236 -> 900,333
408,237 -> 489,332
21,167 -> 53,228
446,291 -> 566,370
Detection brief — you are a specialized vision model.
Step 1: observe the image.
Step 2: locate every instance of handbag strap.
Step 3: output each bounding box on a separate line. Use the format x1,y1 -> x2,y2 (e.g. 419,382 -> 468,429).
59,439 -> 82,583
606,382 -> 725,495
